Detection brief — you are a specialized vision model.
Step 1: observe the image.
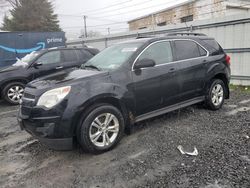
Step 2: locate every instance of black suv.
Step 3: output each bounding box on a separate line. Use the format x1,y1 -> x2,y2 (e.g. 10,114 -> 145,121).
18,33 -> 231,153
0,47 -> 99,104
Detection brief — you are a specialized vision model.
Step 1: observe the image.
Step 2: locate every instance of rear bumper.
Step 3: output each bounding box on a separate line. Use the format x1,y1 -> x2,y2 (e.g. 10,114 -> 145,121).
18,111 -> 73,150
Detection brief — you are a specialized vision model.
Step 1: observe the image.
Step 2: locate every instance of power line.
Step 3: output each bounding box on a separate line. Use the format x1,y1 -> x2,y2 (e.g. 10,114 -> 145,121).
63,21 -> 127,29
57,0 -> 152,18
86,0 -> 153,16
89,0 -> 224,18
59,0 -> 133,16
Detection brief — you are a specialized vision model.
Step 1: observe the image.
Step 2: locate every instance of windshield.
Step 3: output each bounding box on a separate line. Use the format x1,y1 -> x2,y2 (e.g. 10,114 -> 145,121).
21,51 -> 41,63
83,42 -> 143,71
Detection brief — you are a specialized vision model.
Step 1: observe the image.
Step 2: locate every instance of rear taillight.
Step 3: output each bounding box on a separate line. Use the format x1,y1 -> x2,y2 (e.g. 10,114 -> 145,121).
225,55 -> 231,66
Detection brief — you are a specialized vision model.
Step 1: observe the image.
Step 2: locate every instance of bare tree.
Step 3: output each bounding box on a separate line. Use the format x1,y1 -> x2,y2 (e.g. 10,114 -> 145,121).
6,0 -> 19,7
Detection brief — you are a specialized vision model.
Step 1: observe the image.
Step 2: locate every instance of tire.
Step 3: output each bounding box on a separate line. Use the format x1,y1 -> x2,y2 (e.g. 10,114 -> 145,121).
205,79 -> 225,110
77,104 -> 125,154
1,82 -> 25,105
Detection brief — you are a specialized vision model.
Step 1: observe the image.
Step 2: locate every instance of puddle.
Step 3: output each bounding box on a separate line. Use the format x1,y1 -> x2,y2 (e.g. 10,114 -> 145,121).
14,140 -> 38,153
38,156 -> 62,170
226,107 -> 250,116
0,133 -> 31,148
0,161 -> 28,176
239,99 -> 250,104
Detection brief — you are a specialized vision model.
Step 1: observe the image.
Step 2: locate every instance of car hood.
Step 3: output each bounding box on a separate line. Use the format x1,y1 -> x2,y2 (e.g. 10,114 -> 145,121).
27,68 -> 108,89
0,65 -> 21,73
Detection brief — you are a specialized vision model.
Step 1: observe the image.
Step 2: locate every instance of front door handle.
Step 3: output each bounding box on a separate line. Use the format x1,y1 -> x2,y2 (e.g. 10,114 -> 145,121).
56,66 -> 63,70
169,68 -> 176,72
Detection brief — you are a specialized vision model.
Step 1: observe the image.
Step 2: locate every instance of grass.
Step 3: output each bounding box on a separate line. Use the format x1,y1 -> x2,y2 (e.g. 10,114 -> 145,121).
230,84 -> 250,93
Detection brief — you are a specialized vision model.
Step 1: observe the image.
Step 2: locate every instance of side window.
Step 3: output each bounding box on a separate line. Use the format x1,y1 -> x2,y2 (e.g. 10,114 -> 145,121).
76,50 -> 93,61
202,39 -> 224,55
198,45 -> 207,56
63,50 -> 77,62
138,41 -> 173,65
174,40 -> 201,61
37,51 -> 60,65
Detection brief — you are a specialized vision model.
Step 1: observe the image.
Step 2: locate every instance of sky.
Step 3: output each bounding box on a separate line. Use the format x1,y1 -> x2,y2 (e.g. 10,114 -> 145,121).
0,0 -> 188,39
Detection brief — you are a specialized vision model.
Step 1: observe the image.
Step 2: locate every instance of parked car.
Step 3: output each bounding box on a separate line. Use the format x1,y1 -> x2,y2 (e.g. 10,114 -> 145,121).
18,33 -> 231,153
0,47 -> 99,104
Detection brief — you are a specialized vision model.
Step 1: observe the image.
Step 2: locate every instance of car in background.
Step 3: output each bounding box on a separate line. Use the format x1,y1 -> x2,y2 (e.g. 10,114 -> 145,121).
18,33 -> 231,153
0,47 -> 99,104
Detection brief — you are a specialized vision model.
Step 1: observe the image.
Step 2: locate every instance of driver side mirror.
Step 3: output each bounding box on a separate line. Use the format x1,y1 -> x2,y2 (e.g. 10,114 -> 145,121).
134,58 -> 156,70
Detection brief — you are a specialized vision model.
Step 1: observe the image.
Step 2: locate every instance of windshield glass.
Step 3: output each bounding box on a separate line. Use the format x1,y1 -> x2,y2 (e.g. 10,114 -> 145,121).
21,51 -> 41,63
83,42 -> 143,71
12,51 -> 41,67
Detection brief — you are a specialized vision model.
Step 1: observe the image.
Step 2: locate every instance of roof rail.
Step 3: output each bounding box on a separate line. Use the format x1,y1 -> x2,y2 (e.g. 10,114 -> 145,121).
166,32 -> 207,36
136,33 -> 155,39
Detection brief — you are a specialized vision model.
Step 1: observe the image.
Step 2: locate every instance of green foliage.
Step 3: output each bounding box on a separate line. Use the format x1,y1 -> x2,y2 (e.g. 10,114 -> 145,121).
1,0 -> 61,32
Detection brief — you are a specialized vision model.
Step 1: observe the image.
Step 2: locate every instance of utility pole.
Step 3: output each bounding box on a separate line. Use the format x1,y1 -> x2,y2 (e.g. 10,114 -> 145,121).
83,15 -> 87,38
107,27 -> 110,35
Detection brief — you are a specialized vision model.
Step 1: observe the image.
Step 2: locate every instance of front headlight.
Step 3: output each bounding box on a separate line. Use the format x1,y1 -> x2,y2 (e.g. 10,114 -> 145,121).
37,86 -> 71,109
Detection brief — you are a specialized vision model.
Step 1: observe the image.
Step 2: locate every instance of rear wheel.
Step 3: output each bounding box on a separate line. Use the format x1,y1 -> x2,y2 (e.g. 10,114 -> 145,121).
205,79 -> 225,110
2,82 -> 25,105
77,104 -> 125,153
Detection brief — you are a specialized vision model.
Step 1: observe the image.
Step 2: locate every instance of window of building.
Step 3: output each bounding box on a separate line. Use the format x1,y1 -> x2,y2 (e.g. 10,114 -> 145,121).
180,15 -> 193,23
157,22 -> 166,26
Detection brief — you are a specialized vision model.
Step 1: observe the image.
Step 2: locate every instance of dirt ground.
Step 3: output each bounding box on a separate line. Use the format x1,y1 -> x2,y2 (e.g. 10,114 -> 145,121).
0,90 -> 249,188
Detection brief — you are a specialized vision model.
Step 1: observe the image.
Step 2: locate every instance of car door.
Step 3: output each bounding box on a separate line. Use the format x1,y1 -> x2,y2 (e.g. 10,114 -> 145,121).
132,41 -> 179,116
31,50 -> 63,79
75,49 -> 94,67
173,40 -> 208,101
62,49 -> 79,69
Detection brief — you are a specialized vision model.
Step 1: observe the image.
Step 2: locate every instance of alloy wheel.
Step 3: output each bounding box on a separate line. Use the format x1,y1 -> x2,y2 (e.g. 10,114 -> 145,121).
89,113 -> 119,148
211,83 -> 224,106
7,85 -> 24,103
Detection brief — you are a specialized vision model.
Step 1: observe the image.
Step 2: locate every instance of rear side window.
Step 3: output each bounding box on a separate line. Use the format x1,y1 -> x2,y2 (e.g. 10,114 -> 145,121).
76,50 -> 93,61
202,39 -> 224,55
138,41 -> 173,65
198,45 -> 207,56
174,40 -> 202,61
63,50 -> 77,62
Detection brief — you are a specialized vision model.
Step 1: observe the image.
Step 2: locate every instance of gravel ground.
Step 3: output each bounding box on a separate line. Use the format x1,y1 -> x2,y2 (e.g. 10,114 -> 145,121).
0,90 -> 249,188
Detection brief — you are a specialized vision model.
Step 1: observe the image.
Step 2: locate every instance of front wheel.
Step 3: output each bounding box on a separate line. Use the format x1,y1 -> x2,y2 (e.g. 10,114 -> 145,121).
205,79 -> 225,110
77,104 -> 125,153
2,82 -> 25,105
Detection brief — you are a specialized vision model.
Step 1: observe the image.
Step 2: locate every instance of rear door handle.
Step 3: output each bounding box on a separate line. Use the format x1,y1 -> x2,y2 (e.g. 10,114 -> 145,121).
56,66 -> 63,70
169,68 -> 176,72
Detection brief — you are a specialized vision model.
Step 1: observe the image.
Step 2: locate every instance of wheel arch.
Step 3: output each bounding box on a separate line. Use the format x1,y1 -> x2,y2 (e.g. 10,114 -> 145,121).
210,73 -> 229,99
0,78 -> 29,97
73,95 -> 133,137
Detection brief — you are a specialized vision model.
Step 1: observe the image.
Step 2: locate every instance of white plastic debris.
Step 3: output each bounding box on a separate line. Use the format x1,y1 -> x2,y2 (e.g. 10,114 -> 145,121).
177,145 -> 198,156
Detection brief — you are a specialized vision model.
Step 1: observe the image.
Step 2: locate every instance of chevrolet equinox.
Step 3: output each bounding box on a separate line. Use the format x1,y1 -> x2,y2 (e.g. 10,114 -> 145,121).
18,33 -> 231,153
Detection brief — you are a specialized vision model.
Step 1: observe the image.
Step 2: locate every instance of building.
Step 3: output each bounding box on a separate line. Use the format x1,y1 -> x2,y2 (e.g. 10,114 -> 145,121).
128,0 -> 250,31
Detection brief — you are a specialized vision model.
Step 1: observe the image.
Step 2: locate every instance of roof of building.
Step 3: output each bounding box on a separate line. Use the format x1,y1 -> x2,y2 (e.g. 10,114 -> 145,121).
127,0 -> 196,23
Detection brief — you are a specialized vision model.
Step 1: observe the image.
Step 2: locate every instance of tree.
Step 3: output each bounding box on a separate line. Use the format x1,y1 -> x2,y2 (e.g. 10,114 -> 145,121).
1,0 -> 61,32
80,29 -> 102,38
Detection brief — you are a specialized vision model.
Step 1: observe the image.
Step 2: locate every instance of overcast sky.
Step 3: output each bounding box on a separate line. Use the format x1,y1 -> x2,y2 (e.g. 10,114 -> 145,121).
0,0 -> 187,39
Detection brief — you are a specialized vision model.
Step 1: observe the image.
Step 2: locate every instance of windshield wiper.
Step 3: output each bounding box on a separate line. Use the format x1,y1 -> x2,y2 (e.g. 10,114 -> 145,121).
83,65 -> 101,71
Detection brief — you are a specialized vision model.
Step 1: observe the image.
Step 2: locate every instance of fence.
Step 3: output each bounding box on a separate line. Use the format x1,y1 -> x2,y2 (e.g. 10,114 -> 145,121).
67,13 -> 250,85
